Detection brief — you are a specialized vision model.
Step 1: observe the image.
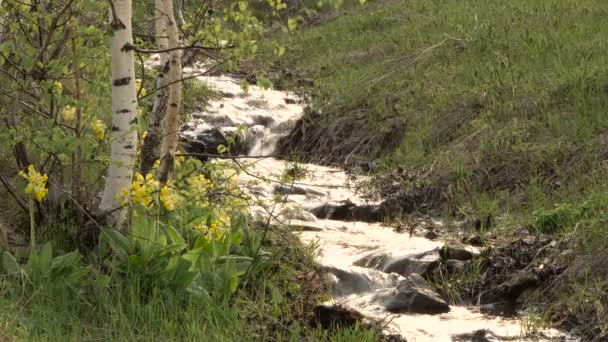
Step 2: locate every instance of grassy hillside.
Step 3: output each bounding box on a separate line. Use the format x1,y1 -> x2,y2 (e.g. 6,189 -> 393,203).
273,0 -> 608,337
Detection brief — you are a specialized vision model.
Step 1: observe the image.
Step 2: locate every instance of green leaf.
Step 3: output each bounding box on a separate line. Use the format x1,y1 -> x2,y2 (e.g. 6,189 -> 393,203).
129,255 -> 146,265
162,225 -> 185,244
2,252 -> 21,274
101,229 -> 132,257
228,277 -> 238,293
157,243 -> 187,256
51,251 -> 80,270
38,242 -> 53,269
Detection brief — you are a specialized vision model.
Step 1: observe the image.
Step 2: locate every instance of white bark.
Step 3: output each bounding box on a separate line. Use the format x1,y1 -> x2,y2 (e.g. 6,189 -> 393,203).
140,0 -> 170,174
149,0 -> 169,129
158,0 -> 182,183
99,0 -> 138,227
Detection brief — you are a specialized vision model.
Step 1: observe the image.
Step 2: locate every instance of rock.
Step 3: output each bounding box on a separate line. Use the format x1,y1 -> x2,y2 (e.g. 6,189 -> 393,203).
424,230 -> 439,240
445,259 -> 467,274
463,235 -> 484,247
311,200 -> 381,222
274,184 -> 325,197
325,266 -> 401,296
452,329 -> 502,342
312,304 -> 365,329
440,244 -> 474,261
481,271 -> 540,304
381,273 -> 450,314
355,249 -> 441,278
381,334 -> 407,342
311,199 -> 355,220
182,127 -> 245,156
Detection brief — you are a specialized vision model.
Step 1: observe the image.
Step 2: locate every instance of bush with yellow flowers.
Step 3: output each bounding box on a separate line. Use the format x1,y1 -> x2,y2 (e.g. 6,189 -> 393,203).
99,156 -> 259,300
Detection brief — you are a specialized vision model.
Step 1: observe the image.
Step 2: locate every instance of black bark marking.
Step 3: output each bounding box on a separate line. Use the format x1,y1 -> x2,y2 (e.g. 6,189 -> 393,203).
124,144 -> 134,149
121,42 -> 135,52
111,20 -> 126,31
111,125 -> 120,132
129,117 -> 138,125
113,77 -> 131,86
116,109 -> 130,114
170,103 -> 178,108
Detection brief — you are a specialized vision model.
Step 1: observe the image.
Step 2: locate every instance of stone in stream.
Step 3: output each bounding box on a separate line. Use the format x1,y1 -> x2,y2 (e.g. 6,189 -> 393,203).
311,199 -> 381,222
273,184 -> 325,197
325,266 -> 401,296
181,127 -> 246,156
312,304 -> 365,329
355,248 -> 441,278
379,273 -> 450,314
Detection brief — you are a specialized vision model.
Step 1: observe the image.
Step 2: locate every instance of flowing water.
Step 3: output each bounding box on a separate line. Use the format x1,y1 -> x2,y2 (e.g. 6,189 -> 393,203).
180,68 -> 570,341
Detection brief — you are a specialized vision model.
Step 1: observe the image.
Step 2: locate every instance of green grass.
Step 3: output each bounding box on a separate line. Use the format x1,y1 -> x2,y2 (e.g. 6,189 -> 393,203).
271,0 -> 608,338
275,0 -> 608,212
0,228 -> 378,341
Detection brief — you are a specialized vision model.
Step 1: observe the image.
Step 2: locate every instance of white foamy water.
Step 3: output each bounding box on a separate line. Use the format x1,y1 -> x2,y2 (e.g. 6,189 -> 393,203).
178,69 -> 571,341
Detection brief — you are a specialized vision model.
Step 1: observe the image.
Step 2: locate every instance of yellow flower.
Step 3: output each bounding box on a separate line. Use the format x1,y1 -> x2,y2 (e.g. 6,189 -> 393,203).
52,81 -> 63,96
19,165 -> 48,202
152,159 -> 161,170
175,156 -> 185,169
92,119 -> 106,140
62,106 -> 76,121
135,79 -> 147,97
188,174 -> 211,194
115,172 -> 160,208
160,185 -> 180,211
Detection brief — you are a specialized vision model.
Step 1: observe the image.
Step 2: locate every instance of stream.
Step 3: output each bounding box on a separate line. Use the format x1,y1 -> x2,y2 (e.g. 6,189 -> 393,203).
179,67 -> 569,341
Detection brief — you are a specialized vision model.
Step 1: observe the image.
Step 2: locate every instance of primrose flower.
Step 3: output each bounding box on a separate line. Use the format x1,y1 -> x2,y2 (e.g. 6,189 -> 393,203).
160,185 -> 180,211
151,160 -> 161,171
206,221 -> 221,242
19,165 -> 48,202
62,106 -> 76,121
175,156 -> 185,169
116,172 -> 160,208
92,119 -> 106,140
51,81 -> 63,96
188,174 -> 212,194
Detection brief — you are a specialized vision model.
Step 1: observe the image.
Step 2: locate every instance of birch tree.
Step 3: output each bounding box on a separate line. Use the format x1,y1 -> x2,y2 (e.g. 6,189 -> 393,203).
157,0 -> 182,183
140,0 -> 170,175
98,0 -> 138,227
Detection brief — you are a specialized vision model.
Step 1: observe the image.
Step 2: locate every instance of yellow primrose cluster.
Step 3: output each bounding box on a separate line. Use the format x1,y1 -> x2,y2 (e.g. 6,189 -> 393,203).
92,119 -> 106,140
62,106 -> 76,121
194,210 -> 231,242
188,174 -> 213,194
117,172 -> 160,207
19,165 -> 48,202
160,184 -> 181,211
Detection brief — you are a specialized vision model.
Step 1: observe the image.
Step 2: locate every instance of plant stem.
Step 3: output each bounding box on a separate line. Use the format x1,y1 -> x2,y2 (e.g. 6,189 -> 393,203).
29,197 -> 36,251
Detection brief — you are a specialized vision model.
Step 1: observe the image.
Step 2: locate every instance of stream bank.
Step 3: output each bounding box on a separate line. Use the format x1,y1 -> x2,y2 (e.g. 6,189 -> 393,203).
178,65 -> 572,341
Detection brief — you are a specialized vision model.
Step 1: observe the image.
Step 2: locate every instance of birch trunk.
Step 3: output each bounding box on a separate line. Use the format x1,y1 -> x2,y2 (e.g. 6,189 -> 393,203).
98,0 -> 138,228
158,0 -> 182,183
140,0 -> 170,174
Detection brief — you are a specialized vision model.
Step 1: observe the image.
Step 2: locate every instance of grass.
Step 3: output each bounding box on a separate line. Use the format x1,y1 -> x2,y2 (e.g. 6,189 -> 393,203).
0,226 -> 378,341
274,0 -> 608,212
269,0 -> 608,338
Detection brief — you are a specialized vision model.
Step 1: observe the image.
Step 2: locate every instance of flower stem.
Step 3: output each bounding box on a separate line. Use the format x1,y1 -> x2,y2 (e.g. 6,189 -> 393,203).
29,197 -> 36,251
